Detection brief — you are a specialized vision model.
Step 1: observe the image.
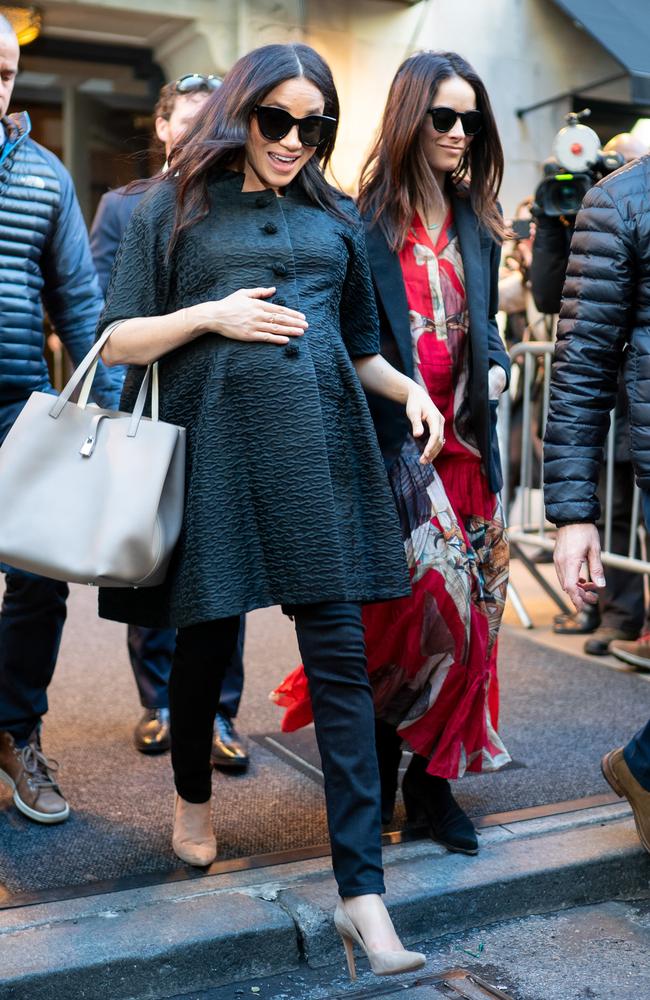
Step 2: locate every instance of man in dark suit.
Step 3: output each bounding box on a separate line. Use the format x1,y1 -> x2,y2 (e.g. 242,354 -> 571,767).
90,75 -> 249,771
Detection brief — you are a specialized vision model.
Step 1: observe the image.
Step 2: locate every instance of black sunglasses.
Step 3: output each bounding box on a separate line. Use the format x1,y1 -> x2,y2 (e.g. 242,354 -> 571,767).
174,74 -> 222,95
253,105 -> 338,148
427,106 -> 482,136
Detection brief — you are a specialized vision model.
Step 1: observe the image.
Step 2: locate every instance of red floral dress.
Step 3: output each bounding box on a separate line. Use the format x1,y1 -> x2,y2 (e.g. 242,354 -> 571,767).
272,212 -> 510,779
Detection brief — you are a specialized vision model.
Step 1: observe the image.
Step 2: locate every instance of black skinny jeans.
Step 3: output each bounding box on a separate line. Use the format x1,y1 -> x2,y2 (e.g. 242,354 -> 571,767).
169,601 -> 385,898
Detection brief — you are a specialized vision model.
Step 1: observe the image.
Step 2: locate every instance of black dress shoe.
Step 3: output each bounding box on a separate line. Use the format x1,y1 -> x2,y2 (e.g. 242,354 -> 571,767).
402,755 -> 478,855
134,708 -> 170,755
211,712 -> 249,772
375,719 -> 403,825
552,606 -> 600,635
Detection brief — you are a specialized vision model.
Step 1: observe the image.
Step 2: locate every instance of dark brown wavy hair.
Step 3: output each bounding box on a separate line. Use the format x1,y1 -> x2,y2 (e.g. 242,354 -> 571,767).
160,43 -> 345,255
358,51 -> 506,251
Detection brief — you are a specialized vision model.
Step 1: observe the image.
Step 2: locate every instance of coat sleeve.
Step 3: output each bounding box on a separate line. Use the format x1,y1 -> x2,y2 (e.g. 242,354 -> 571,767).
530,214 -> 573,315
39,155 -> 121,408
339,211 -> 382,359
97,192 -> 171,336
543,183 -> 635,526
89,191 -> 125,296
488,238 -> 511,382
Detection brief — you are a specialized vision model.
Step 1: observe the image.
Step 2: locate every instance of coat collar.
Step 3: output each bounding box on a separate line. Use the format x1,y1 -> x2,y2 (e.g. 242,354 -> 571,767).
451,190 -> 489,413
363,218 -> 414,377
451,189 -> 480,268
365,191 -> 489,399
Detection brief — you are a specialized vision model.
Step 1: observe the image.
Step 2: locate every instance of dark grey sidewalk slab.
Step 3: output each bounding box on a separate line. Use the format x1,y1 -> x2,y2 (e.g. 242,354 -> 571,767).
0,891 -> 298,1000
0,810 -> 647,1000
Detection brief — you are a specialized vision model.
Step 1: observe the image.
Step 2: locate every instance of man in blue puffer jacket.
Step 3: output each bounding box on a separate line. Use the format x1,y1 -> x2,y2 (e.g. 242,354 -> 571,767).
544,152 -> 650,856
0,17 -> 120,825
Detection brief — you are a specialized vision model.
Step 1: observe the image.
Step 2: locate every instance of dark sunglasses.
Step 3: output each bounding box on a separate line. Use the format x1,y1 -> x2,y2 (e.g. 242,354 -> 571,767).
174,74 -> 222,95
253,105 -> 338,148
427,106 -> 483,136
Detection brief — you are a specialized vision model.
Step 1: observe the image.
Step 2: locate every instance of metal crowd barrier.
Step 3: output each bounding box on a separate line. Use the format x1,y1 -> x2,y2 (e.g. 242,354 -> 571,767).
500,340 -> 649,628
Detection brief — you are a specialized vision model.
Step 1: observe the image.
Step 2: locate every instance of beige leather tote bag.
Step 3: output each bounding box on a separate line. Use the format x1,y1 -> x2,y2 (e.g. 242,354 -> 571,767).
0,324 -> 185,587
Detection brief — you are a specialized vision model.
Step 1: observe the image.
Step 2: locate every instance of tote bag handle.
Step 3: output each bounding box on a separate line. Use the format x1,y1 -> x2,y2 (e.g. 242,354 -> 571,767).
48,321 -> 159,437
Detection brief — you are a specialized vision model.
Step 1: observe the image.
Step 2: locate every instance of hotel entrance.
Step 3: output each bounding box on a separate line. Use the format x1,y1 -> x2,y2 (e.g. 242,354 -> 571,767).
13,35 -> 163,224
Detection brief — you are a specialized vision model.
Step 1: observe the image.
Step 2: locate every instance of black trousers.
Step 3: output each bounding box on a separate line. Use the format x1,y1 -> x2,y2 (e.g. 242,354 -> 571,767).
597,462 -> 647,633
169,601 -> 385,898
126,618 -> 245,716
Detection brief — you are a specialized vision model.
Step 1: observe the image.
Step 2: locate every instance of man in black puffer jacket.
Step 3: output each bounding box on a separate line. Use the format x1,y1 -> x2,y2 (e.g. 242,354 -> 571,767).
0,18 -> 119,826
544,152 -> 650,855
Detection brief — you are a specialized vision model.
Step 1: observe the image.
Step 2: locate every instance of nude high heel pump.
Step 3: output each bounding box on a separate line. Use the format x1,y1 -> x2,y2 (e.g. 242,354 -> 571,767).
172,793 -> 217,867
333,901 -> 426,981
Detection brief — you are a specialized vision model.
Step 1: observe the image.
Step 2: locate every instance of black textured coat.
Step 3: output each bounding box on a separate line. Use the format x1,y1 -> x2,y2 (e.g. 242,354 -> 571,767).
98,171 -> 410,628
544,153 -> 650,525
363,192 -> 510,494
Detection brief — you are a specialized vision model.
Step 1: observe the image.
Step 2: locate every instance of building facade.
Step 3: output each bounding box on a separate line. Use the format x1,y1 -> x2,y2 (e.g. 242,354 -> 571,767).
9,0 -> 650,220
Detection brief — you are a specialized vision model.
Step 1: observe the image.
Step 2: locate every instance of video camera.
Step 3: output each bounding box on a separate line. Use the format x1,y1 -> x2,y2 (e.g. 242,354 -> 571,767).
533,109 -> 624,218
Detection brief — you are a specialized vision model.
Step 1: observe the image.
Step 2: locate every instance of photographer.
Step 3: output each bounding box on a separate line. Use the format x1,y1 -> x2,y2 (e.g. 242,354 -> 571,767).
531,126 -> 650,654
531,131 -> 647,315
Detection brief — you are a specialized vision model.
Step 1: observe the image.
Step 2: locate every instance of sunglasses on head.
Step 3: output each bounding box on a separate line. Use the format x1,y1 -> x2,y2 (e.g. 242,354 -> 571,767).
174,74 -> 222,95
427,106 -> 482,136
253,105 -> 338,148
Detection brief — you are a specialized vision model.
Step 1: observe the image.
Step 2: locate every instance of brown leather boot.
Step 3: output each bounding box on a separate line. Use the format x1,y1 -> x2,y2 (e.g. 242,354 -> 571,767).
0,729 -> 69,823
602,747 -> 650,853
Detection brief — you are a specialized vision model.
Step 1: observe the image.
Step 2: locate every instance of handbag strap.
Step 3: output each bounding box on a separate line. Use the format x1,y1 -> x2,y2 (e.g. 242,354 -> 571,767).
49,322 -> 160,434
127,364 -> 160,437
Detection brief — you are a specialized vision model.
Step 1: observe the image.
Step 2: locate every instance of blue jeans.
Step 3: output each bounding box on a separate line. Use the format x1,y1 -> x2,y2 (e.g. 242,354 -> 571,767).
622,490 -> 650,791
0,400 -> 70,743
127,619 -> 245,716
0,570 -> 69,743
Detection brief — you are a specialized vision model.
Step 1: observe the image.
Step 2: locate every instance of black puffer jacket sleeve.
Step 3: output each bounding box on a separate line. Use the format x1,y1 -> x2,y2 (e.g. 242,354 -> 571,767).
530,214 -> 573,315
544,183 -> 635,526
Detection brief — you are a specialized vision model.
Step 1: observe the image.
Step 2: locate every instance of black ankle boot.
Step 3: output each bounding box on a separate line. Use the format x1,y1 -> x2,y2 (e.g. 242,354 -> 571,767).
374,719 -> 403,825
402,755 -> 478,855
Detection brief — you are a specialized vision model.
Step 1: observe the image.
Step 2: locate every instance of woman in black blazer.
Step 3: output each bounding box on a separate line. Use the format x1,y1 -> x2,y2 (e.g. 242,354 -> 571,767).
273,51 -> 511,855
357,51 -> 511,854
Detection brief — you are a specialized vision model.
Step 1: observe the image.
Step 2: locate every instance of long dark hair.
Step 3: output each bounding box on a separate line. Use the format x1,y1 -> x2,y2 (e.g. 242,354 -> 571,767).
163,43 -> 345,254
358,51 -> 506,251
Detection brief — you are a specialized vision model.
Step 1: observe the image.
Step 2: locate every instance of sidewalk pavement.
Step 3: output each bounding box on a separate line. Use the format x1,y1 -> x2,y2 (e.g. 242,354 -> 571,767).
1,800 -> 648,999
1,560 -> 649,999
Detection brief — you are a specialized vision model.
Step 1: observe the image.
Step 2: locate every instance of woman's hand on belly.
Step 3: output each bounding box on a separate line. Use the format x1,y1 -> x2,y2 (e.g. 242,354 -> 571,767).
189,287 -> 308,345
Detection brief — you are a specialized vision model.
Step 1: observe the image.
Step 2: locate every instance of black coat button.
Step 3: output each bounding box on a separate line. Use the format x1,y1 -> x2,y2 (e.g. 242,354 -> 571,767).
275,297 -> 286,306
273,261 -> 288,277
263,222 -> 278,234
284,342 -> 300,358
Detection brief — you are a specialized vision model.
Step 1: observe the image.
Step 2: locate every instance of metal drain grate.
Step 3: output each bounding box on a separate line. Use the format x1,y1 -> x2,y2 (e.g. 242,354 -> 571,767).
328,967 -> 514,999
433,968 -> 514,998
